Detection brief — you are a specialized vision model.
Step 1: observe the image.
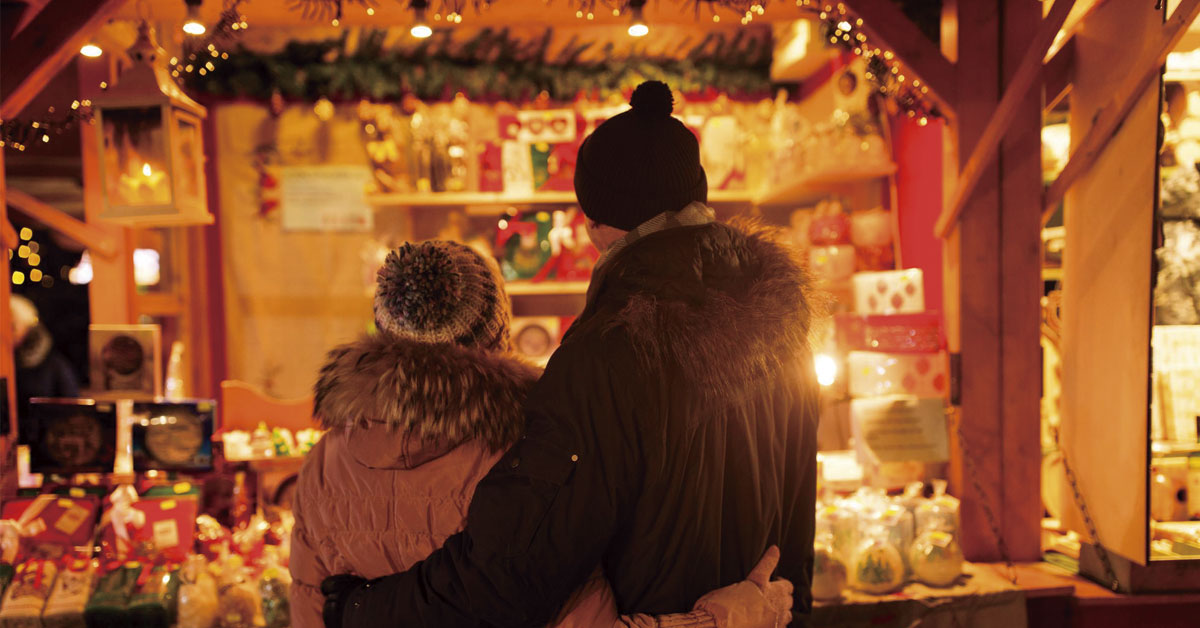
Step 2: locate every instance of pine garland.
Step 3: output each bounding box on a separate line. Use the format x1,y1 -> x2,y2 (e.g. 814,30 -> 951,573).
183,28 -> 773,102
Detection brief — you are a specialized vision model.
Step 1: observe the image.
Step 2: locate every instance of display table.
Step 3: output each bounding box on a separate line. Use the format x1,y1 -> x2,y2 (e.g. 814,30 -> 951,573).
813,562 -> 1029,628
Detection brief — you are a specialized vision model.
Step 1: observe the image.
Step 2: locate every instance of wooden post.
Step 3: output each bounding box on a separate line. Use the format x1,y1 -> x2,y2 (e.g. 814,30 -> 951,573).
78,55 -> 135,325
0,146 -> 18,499
942,0 -> 1042,562
998,0 -> 1046,563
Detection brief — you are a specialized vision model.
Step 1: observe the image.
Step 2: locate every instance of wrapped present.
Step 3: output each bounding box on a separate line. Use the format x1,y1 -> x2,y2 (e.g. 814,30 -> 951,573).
40,558 -> 94,628
809,245 -> 856,283
176,556 -> 217,628
0,560 -> 58,628
847,351 -> 948,398
530,142 -> 578,192
83,563 -> 142,628
215,556 -> 263,628
194,516 -> 231,562
0,565 -> 12,597
849,208 -> 893,248
0,496 -> 99,562
127,564 -> 180,628
852,269 -> 925,314
98,486 -> 198,563
258,549 -> 290,628
479,142 -> 504,192
835,312 -> 944,354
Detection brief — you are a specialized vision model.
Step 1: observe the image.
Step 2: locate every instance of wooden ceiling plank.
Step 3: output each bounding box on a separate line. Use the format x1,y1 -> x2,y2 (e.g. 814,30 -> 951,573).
1044,37 -> 1076,114
1042,0 -> 1200,224
934,0 -> 1077,239
1,0 -> 125,119
6,187 -> 118,259
845,0 -> 956,112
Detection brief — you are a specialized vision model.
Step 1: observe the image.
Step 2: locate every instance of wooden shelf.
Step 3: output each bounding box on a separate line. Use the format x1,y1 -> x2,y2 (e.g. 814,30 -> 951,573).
505,280 -> 589,296
367,189 -> 755,210
756,163 -> 897,206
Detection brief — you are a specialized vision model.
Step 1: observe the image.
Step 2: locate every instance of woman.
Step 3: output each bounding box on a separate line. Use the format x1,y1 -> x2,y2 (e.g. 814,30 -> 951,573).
290,241 -> 792,627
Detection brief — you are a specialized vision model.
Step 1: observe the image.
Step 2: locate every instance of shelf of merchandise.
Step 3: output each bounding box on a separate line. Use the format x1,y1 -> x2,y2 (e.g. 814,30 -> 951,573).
505,280 -> 590,296
367,188 -> 755,209
756,162 -> 898,206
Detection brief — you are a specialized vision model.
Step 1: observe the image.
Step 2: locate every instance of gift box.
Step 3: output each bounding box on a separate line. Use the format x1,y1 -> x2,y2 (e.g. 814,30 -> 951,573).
40,558 -> 94,628
0,560 -> 58,628
809,245 -> 856,283
835,312 -> 944,354
98,488 -> 198,563
0,496 -> 99,561
848,351 -> 949,398
530,142 -> 578,192
479,142 -> 504,192
852,269 -> 925,315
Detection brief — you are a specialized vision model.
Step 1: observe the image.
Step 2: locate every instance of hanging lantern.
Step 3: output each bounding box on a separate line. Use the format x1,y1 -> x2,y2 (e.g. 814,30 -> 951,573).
93,22 -> 211,226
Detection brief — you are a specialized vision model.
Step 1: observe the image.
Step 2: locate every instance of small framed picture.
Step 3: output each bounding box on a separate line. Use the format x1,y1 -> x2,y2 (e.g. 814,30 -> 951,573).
131,400 -> 216,472
511,317 -> 562,365
89,324 -> 162,399
23,398 -> 118,475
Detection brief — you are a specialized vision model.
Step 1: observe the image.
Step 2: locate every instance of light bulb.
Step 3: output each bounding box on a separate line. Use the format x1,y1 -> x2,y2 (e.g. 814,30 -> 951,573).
411,6 -> 432,38
183,0 -> 206,35
628,6 -> 648,37
815,354 -> 838,387
80,44 -> 103,57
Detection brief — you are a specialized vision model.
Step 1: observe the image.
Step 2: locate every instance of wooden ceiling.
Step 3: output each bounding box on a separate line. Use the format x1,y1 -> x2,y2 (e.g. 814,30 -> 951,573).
111,0 -> 811,28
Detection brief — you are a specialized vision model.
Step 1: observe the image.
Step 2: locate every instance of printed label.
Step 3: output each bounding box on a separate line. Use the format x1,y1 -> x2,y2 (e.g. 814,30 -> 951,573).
53,505 -> 89,536
152,520 -> 179,550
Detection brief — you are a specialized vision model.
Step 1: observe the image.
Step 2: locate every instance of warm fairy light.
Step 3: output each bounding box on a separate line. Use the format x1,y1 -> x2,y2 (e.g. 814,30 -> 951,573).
11,271 -> 24,285
838,20 -> 852,31
367,7 -> 375,15
80,44 -> 103,57
815,354 -> 838,387
19,228 -> 32,240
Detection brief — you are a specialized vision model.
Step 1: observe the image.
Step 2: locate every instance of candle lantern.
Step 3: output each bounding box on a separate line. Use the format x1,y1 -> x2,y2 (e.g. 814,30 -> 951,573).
94,22 -> 211,225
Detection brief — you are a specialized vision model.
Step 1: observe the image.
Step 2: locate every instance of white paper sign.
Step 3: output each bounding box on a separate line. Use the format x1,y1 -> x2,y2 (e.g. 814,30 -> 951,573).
281,165 -> 373,232
851,395 -> 949,464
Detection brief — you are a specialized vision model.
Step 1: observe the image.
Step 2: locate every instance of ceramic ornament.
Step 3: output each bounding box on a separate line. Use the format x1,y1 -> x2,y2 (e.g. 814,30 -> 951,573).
909,529 -> 964,587
851,537 -> 905,594
809,245 -> 857,283
811,539 -> 848,601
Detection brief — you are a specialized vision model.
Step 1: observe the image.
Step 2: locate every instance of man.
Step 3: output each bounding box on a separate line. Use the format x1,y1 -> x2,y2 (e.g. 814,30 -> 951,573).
11,294 -> 79,435
323,80 -> 819,627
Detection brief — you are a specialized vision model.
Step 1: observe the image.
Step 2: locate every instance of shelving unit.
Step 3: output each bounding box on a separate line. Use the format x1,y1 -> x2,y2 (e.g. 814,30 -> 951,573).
756,162 -> 898,206
505,280 -> 589,296
368,188 -> 755,210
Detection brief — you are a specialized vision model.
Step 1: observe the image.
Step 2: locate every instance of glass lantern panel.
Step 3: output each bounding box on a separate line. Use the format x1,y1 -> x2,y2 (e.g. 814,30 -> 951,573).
101,106 -> 171,207
173,113 -> 205,206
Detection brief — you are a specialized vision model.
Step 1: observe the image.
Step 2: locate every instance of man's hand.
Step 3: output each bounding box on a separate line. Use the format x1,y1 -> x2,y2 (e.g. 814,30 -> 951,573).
692,546 -> 794,628
321,574 -> 367,628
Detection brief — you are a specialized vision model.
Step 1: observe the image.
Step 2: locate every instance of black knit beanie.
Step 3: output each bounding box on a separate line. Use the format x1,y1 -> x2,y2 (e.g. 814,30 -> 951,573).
574,81 -> 708,231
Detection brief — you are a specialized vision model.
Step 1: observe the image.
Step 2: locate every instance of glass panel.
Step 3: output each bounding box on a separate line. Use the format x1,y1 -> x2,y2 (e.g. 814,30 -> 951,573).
101,106 -> 171,207
174,113 -> 204,205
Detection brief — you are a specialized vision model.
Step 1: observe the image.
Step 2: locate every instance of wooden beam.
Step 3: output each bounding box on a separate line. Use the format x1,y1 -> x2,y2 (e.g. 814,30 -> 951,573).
5,188 -> 118,259
1,220 -> 17,251
846,0 -> 957,115
1042,0 -> 1200,224
0,0 -> 123,119
935,0 -> 1077,238
1044,37 -> 1076,113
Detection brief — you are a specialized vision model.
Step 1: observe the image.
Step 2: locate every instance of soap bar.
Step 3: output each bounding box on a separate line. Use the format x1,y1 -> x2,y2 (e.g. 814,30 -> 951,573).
848,351 -> 949,398
83,564 -> 142,628
40,559 -> 94,628
127,565 -> 180,628
0,560 -> 58,628
852,269 -> 925,315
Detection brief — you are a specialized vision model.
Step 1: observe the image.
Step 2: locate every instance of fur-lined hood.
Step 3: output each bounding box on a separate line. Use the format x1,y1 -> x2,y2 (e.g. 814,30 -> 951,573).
585,218 -> 819,403
15,324 -> 54,370
313,334 -> 541,463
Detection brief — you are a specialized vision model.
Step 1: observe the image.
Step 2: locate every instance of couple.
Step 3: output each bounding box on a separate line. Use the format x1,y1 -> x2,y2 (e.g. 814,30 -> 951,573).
289,81 -> 820,628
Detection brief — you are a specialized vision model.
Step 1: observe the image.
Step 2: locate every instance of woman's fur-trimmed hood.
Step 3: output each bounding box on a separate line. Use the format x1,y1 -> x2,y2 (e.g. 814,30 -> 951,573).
313,334 -> 541,455
593,218 -> 821,403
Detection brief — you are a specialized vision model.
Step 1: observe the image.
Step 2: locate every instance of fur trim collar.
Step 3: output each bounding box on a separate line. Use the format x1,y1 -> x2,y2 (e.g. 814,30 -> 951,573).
313,334 -> 541,451
596,218 -> 820,402
16,325 -> 53,370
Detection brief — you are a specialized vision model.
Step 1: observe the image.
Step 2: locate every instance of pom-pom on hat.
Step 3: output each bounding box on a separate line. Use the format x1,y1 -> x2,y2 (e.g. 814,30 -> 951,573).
574,80 -> 708,231
374,241 -> 510,351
